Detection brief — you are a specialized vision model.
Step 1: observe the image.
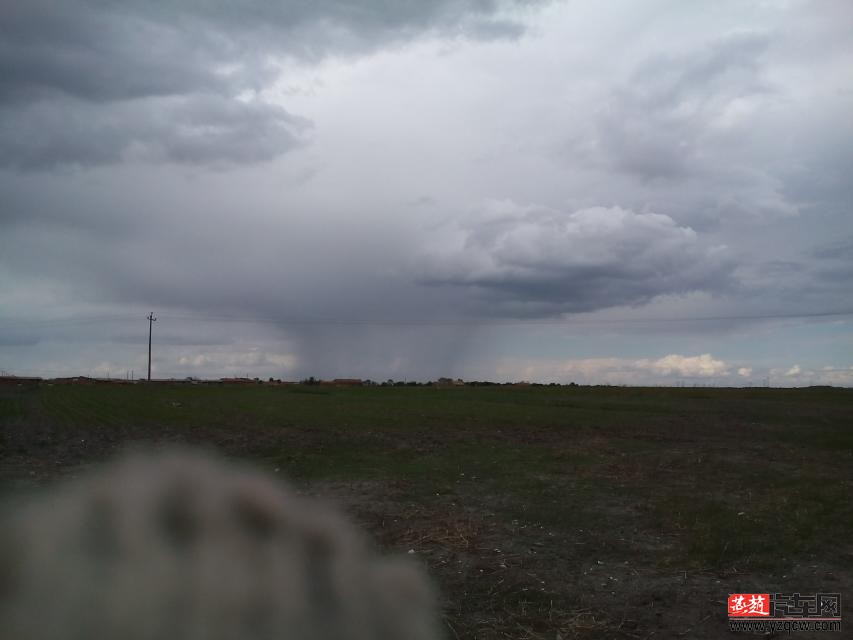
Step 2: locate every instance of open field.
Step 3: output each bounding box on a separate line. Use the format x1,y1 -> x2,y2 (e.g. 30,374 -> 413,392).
1,382 -> 851,638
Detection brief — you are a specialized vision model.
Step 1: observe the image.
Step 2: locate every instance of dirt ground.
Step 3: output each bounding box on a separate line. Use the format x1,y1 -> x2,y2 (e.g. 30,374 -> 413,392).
1,384 -> 851,638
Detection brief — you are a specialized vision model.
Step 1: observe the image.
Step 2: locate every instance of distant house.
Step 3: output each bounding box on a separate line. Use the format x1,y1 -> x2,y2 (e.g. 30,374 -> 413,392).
219,377 -> 257,384
323,378 -> 363,387
52,376 -> 92,385
435,377 -> 464,386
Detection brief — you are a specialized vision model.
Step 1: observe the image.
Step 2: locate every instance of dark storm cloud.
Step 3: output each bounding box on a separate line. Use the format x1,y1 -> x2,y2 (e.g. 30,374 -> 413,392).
0,0 -> 539,169
2,1 -> 851,383
0,3 -> 235,104
419,202 -> 734,315
1,1 -> 534,103
0,95 -> 310,169
0,171 -> 450,326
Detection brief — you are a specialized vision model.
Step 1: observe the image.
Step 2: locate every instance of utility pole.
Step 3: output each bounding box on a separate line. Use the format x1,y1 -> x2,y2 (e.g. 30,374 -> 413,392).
147,312 -> 157,381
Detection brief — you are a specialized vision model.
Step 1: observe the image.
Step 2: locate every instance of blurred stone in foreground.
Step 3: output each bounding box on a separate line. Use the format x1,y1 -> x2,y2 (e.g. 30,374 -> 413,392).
0,449 -> 438,640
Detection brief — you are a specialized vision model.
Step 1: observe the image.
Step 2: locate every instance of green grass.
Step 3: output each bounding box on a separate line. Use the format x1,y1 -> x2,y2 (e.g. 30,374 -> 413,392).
643,476 -> 852,569
2,382 -> 852,574
0,394 -> 25,421
25,382 -> 852,433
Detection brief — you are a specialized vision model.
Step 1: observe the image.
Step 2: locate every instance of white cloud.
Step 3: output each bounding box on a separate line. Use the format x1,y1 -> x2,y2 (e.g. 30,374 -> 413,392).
769,365 -> 853,387
484,356 -> 853,387
176,348 -> 297,376
641,353 -> 729,378
485,353 -> 732,385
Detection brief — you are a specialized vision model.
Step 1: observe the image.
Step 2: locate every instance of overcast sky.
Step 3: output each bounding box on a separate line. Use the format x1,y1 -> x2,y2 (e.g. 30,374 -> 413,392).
1,0 -> 852,385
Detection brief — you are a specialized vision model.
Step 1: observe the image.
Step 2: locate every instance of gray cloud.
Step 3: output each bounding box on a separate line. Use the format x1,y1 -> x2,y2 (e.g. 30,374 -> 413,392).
109,332 -> 231,347
0,4 -> 234,105
811,239 -> 853,262
0,333 -> 39,347
584,31 -> 773,183
725,233 -> 853,321
1,1 -> 536,103
1,1 -> 851,384
1,95 -> 310,169
420,201 -> 734,315
546,27 -> 821,233
810,239 -> 853,286
0,0 -> 540,169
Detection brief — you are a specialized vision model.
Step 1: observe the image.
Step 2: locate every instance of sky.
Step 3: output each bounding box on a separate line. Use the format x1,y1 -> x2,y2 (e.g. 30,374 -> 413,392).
1,0 -> 852,386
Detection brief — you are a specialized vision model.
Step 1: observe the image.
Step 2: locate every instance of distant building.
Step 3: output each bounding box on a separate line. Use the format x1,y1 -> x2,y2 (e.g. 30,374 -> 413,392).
51,376 -> 92,385
435,377 -> 464,386
323,379 -> 363,387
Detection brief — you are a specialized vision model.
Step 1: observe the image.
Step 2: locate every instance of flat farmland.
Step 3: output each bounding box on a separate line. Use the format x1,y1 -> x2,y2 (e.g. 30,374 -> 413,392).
1,382 -> 851,638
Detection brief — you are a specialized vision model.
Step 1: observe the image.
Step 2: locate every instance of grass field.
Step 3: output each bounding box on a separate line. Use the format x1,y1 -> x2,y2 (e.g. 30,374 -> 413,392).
1,382 -> 851,638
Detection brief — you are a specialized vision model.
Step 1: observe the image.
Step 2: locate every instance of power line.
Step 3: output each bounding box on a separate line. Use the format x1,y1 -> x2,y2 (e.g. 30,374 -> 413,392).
1,308 -> 852,331
149,308 -> 853,327
0,314 -> 139,328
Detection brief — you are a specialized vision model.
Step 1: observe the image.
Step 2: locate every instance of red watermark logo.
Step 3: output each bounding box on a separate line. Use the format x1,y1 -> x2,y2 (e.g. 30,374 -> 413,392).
728,592 -> 841,619
729,593 -> 770,617
727,593 -> 842,632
